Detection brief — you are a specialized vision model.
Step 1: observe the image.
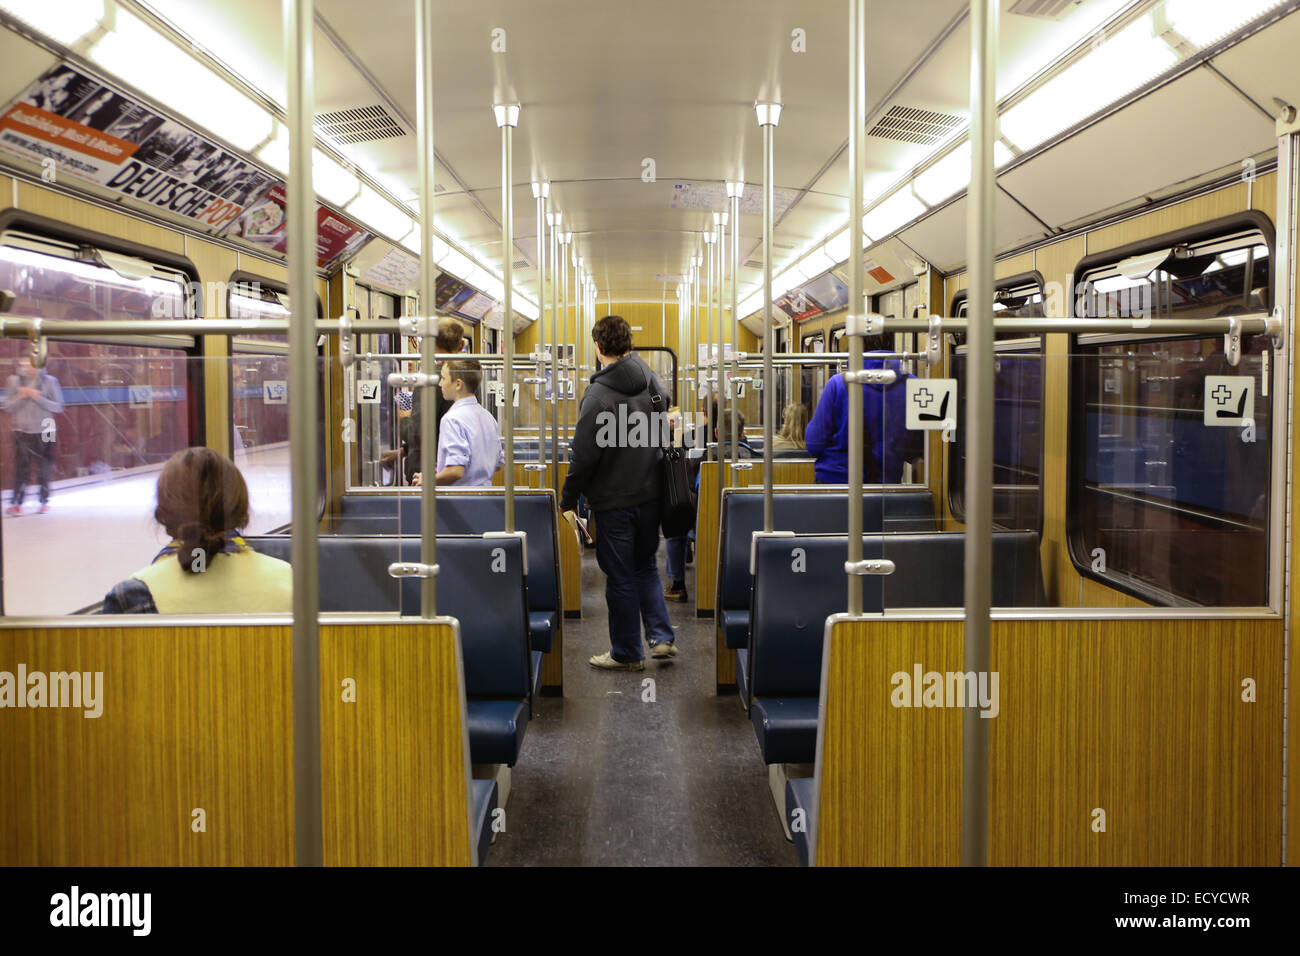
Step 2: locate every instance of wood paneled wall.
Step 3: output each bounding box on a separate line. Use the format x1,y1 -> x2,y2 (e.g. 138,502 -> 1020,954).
0,620 -> 474,866
815,614 -> 1283,866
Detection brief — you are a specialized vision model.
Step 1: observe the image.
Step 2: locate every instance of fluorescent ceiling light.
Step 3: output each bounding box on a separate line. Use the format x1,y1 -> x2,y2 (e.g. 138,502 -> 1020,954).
1161,0 -> 1284,48
1091,274 -> 1147,294
346,184 -> 413,241
312,149 -> 359,206
913,141 -> 1015,205
89,9 -> 273,151
515,296 -> 538,321
1,0 -> 102,45
862,189 -> 926,241
823,230 -> 851,264
439,248 -> 474,279
1000,16 -> 1180,152
256,126 -> 291,174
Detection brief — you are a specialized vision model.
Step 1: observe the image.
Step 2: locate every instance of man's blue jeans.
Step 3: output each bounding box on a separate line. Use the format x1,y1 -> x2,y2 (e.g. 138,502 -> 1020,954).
665,531 -> 693,582
595,500 -> 675,662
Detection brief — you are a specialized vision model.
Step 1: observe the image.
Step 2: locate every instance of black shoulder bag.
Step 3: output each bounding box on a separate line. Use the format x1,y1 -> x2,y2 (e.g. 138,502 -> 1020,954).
650,384 -> 696,537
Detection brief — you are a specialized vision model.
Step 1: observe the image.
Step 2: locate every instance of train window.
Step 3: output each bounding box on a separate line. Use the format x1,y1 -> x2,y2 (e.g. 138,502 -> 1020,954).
948,274 -> 1045,532
1069,218 -> 1273,606
0,231 -> 199,615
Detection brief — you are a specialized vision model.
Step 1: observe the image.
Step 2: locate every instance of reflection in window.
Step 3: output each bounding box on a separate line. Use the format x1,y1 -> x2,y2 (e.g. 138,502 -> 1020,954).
1071,225 -> 1272,606
0,235 -> 197,615
228,280 -> 291,532
949,275 -> 1045,531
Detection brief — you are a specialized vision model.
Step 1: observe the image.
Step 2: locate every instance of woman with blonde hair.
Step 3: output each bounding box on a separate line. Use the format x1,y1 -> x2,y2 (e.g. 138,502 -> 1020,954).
772,402 -> 810,453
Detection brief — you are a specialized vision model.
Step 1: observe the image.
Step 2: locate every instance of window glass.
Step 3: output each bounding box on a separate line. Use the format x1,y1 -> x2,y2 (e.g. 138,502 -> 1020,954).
0,235 -> 197,615
949,276 -> 1045,530
228,280 -> 291,532
1070,226 -> 1272,606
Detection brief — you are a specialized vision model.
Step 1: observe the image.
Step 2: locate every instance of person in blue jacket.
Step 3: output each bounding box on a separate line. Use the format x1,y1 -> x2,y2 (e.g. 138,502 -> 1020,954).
805,352 -> 922,484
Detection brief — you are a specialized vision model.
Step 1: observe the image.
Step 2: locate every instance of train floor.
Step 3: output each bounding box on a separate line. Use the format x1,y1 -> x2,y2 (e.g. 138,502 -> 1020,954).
485,538 -> 798,866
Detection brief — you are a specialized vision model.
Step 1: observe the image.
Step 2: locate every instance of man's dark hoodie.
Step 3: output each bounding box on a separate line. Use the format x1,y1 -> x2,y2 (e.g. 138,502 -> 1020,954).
560,351 -> 668,512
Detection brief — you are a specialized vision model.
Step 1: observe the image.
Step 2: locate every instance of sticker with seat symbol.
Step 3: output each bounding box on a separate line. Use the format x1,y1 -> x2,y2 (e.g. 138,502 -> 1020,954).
1203,375 -> 1253,427
356,379 -> 381,404
905,378 -> 956,432
263,380 -> 288,405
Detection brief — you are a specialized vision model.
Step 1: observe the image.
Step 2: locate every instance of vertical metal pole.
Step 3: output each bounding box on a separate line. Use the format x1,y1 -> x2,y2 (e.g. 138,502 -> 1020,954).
705,233 -> 715,462
963,0 -> 997,869
550,214 -> 560,491
500,111 -> 517,532
714,217 -> 724,519
847,0 -> 865,614
286,0 -> 321,867
554,233 -> 564,481
758,106 -> 779,533
535,186 -> 548,487
729,188 -> 741,489
416,0 -> 437,617
693,256 -> 700,441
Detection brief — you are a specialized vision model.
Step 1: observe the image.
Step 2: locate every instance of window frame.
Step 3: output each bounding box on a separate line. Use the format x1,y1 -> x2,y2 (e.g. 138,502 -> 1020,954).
1066,211 -> 1276,606
947,271 -> 1046,533
226,271 -> 327,519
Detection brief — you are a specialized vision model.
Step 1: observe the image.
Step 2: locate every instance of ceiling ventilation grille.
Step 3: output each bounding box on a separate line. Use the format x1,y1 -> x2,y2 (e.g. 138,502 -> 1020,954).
744,258 -> 763,269
315,105 -> 406,145
868,105 -> 964,146
1008,0 -> 1082,20
513,259 -> 529,269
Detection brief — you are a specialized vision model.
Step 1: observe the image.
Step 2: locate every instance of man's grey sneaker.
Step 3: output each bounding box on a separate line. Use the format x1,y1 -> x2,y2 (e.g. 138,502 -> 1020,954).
650,642 -> 678,660
589,651 -> 644,671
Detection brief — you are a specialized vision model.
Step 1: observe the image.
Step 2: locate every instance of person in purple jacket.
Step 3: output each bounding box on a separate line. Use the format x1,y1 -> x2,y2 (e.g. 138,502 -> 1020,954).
805,352 -> 922,484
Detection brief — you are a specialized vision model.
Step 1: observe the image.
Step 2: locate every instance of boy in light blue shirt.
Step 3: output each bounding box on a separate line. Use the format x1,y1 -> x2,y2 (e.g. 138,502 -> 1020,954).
414,359 -> 504,487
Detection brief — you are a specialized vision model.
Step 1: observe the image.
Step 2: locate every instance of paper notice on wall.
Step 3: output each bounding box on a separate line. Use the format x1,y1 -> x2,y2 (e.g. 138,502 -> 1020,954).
864,256 -> 895,285
361,247 -> 422,293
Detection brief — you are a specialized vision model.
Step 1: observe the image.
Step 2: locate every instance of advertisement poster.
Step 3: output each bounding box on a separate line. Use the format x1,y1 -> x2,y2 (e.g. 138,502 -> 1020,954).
223,183 -> 369,268
776,290 -> 824,322
0,63 -> 371,269
0,64 -> 272,232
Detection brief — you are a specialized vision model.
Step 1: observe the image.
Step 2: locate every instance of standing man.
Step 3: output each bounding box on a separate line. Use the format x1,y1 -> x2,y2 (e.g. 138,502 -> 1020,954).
414,359 -> 503,487
561,315 -> 676,669
387,317 -> 465,484
4,355 -> 64,515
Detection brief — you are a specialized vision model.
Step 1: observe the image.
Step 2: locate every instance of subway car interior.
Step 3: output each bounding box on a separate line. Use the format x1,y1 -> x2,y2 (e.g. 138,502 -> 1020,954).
0,0 -> 1298,890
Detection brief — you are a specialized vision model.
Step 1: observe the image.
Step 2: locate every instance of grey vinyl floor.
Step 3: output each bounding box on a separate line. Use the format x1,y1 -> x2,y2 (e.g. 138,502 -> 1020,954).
484,540 -> 798,866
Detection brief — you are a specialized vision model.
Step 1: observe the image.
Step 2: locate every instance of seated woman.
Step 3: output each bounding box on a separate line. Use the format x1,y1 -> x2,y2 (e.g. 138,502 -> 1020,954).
99,447 -> 292,614
771,402 -> 810,454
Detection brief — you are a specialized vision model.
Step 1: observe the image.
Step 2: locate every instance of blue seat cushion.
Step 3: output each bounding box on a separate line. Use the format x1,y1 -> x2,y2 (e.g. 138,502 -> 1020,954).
750,697 -> 819,765
530,651 -> 544,703
529,611 -> 557,653
786,777 -> 815,866
721,609 -> 750,650
467,699 -> 529,766
735,648 -> 750,708
471,778 -> 497,866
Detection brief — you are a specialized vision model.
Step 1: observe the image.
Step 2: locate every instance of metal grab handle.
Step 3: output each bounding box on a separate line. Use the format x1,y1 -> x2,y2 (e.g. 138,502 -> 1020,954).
844,559 -> 895,575
388,562 -> 439,578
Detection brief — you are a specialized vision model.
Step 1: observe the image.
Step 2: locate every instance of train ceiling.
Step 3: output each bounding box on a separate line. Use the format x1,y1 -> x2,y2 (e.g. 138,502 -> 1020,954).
1,0 -> 1297,313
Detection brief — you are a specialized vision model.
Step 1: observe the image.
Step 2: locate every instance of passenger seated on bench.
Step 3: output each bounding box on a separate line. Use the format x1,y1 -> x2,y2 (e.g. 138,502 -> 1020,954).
771,402 -> 809,453
413,359 -> 504,487
98,447 -> 292,614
